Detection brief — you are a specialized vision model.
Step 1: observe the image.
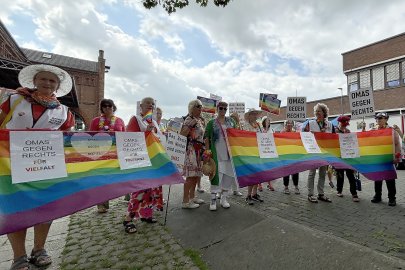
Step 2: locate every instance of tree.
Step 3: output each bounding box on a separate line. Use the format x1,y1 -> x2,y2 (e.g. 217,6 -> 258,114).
142,0 -> 231,14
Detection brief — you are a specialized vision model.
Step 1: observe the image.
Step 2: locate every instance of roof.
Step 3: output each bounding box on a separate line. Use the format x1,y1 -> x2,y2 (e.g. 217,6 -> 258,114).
341,32 -> 405,55
22,48 -> 98,73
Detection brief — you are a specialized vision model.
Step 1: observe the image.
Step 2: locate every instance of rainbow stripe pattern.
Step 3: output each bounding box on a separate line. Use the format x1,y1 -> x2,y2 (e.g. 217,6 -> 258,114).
227,128 -> 396,187
142,110 -> 153,123
0,130 -> 183,235
197,96 -> 217,114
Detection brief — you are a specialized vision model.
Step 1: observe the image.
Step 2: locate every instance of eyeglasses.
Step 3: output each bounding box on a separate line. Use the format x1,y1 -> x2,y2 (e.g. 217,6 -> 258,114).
218,107 -> 228,111
195,105 -> 202,109
102,104 -> 112,108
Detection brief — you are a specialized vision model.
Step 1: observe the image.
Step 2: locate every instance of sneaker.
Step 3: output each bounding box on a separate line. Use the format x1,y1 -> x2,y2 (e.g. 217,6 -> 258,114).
197,187 -> 205,193
267,185 -> 275,191
388,199 -> 396,206
284,188 -> 290,195
192,198 -> 205,204
182,202 -> 200,209
294,187 -> 300,194
233,191 -> 243,196
209,199 -> 217,211
245,196 -> 254,205
216,193 -> 221,199
352,195 -> 360,202
251,194 -> 264,202
371,196 -> 381,203
220,196 -> 230,208
337,192 -> 343,197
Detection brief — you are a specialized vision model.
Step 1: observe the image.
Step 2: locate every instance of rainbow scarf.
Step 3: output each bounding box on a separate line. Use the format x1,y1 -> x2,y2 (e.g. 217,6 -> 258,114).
227,128 -> 396,187
142,111 -> 153,124
0,130 -> 183,235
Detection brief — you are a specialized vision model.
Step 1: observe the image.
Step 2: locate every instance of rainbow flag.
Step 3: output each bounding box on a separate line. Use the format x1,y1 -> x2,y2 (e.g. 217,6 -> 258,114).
142,110 -> 153,123
259,93 -> 281,115
0,130 -> 183,235
227,128 -> 396,187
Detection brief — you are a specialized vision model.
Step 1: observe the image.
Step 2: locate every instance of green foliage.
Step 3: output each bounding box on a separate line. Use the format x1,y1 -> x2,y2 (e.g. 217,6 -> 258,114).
142,0 -> 231,14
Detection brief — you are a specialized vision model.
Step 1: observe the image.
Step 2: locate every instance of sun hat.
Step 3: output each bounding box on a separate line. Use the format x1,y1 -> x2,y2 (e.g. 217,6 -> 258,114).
375,112 -> 389,120
244,108 -> 264,121
18,64 -> 72,97
202,158 -> 216,181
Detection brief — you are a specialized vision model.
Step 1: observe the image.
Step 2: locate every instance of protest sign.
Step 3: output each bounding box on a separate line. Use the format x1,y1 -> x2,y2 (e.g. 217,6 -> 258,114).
300,132 -> 322,153
257,132 -> 278,158
338,133 -> 360,158
260,93 -> 281,115
115,132 -> 152,170
10,131 -> 67,184
349,88 -> 375,119
197,96 -> 217,114
167,117 -> 184,133
165,131 -> 187,173
210,93 -> 222,101
286,97 -> 306,121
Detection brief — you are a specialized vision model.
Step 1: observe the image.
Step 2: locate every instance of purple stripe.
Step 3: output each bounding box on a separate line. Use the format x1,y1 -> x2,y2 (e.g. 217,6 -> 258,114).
0,174 -> 183,235
363,170 -> 397,181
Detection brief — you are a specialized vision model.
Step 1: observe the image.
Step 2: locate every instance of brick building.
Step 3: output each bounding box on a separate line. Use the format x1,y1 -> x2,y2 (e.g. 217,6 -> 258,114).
271,33 -> 405,130
0,20 -> 107,129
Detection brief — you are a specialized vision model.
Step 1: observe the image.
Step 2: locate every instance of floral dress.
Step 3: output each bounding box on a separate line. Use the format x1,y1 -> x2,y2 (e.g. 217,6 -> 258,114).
183,116 -> 205,177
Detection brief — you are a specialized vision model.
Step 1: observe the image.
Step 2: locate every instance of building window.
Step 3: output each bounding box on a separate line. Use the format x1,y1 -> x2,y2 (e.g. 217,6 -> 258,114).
386,63 -> 400,87
402,61 -> 405,84
359,70 -> 370,89
372,66 -> 384,90
348,73 -> 358,92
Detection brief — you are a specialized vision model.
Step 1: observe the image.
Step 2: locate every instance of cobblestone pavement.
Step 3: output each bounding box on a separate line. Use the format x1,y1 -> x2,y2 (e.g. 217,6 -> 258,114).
60,200 -> 199,270
228,169 -> 405,260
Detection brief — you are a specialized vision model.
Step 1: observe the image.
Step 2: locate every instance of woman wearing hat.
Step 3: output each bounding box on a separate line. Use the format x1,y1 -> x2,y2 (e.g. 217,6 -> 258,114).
90,99 -> 125,213
334,115 -> 360,202
204,101 -> 237,210
304,103 -> 333,203
180,99 -> 206,209
0,64 -> 75,270
243,108 -> 265,205
370,112 -> 401,206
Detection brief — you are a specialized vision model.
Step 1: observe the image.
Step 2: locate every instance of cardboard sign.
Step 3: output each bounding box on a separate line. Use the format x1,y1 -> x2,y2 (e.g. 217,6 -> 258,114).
165,131 -> 187,174
300,132 -> 322,153
349,88 -> 375,119
210,93 -> 222,101
287,97 -> 306,121
260,93 -> 281,115
228,102 -> 245,125
115,132 -> 152,170
10,131 -> 67,184
338,133 -> 360,158
197,96 -> 217,114
257,132 -> 278,158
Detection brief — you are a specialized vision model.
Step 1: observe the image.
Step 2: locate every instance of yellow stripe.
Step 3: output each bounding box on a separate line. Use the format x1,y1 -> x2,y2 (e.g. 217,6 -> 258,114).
66,159 -> 119,173
276,145 -> 307,155
230,146 -> 259,157
359,145 -> 393,156
0,157 -> 10,175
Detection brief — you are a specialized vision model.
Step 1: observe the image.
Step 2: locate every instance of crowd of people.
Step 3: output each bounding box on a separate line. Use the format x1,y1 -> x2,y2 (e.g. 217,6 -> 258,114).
1,64 -> 403,270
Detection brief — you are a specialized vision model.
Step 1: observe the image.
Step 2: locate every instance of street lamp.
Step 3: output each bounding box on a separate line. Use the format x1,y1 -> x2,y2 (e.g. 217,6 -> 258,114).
338,87 -> 343,115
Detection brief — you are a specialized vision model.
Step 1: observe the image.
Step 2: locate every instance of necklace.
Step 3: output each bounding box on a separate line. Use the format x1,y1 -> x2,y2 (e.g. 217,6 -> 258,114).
99,115 -> 117,131
317,119 -> 326,132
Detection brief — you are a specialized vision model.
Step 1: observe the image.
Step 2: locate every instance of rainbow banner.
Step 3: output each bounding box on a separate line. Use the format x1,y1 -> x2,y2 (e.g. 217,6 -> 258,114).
0,130 -> 183,235
259,93 -> 281,115
197,96 -> 217,114
227,128 -> 396,187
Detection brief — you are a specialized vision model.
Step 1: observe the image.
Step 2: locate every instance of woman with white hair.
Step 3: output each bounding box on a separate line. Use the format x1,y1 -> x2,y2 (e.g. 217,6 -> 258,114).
304,103 -> 333,203
0,64 -> 75,270
180,99 -> 206,209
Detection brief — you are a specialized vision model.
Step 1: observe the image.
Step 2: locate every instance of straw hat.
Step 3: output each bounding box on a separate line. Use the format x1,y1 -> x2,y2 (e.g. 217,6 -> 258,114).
202,158 -> 216,181
244,108 -> 264,121
18,64 -> 72,97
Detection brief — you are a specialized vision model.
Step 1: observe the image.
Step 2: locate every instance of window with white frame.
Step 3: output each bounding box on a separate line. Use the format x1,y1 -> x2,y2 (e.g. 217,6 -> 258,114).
372,67 -> 384,90
359,70 -> 371,89
348,73 -> 358,92
386,63 -> 400,87
402,62 -> 405,84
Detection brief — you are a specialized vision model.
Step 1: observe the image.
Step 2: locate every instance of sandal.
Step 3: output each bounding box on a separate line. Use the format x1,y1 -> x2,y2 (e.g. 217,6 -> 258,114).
10,255 -> 30,270
29,249 -> 52,267
307,195 -> 318,203
318,195 -> 332,203
267,185 -> 275,191
352,195 -> 360,202
123,220 -> 137,233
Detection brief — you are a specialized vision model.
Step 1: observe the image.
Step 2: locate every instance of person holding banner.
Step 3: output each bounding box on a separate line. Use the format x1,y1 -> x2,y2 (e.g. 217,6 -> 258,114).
90,99 -> 125,213
370,112 -> 400,206
304,103 -> 333,203
243,108 -> 265,205
180,99 -> 206,209
334,115 -> 360,202
0,64 -> 75,270
258,116 -> 275,192
204,101 -> 237,210
282,120 -> 300,195
123,97 -> 164,232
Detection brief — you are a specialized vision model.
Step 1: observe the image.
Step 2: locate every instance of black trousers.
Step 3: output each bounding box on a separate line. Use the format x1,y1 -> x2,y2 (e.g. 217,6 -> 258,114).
336,169 -> 357,196
283,173 -> 299,187
374,180 -> 396,200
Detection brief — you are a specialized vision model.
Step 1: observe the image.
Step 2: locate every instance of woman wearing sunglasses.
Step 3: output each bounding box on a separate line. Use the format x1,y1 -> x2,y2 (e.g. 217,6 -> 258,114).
89,99 -> 125,213
204,101 -> 237,210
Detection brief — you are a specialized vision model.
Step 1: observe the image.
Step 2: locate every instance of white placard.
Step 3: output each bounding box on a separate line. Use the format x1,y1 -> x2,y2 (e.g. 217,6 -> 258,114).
257,132 -> 278,158
228,102 -> 245,124
300,132 -> 322,153
210,93 -> 222,101
338,133 -> 360,158
70,132 -> 113,160
349,88 -> 375,119
165,131 -> 187,173
286,97 -> 306,121
115,132 -> 151,170
10,131 -> 67,184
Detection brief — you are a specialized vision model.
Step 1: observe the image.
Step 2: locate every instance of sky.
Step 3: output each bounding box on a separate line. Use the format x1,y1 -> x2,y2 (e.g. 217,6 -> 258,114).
1,0 -> 405,123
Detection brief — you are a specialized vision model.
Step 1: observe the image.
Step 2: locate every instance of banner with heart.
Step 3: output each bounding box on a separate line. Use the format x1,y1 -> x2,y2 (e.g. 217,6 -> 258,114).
69,132 -> 114,161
